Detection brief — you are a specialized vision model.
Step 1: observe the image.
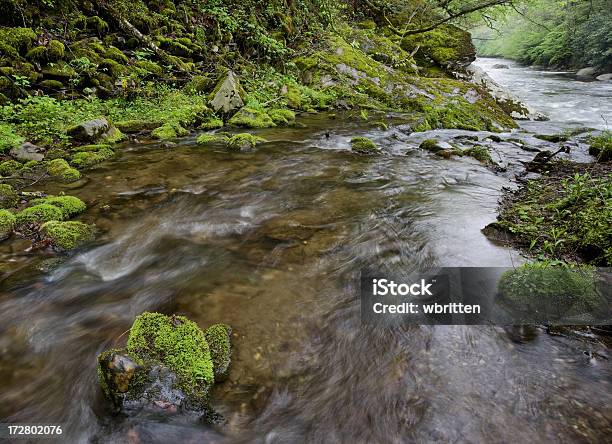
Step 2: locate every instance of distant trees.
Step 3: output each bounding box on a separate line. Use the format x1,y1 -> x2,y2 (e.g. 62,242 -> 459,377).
473,0 -> 612,69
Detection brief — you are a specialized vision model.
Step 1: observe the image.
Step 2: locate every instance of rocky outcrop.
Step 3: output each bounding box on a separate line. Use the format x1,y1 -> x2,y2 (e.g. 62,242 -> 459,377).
208,71 -> 245,116
458,65 -> 547,121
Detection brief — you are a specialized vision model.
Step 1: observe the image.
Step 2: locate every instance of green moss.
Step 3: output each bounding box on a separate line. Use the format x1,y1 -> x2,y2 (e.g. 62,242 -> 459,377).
0,124 -> 25,153
39,80 -> 64,90
351,136 -> 379,154
46,159 -> 81,182
100,59 -> 126,77
47,40 -> 65,61
0,184 -> 19,208
115,120 -> 160,133
41,220 -> 95,250
185,75 -> 213,93
199,117 -> 224,130
126,312 -> 214,399
151,123 -> 189,140
400,24 -> 475,68
105,46 -> 129,64
283,85 -> 302,109
588,131 -> 612,162
227,133 -> 266,150
498,263 -> 603,317
42,62 -> 77,79
464,145 -> 494,164
30,195 -> 86,218
15,204 -> 64,226
0,27 -> 37,58
0,160 -> 23,176
26,46 -> 48,61
135,60 -> 164,76
268,108 -> 296,125
0,209 -> 16,240
70,147 -> 114,168
197,133 -> 229,145
228,107 -> 275,128
204,324 -> 232,382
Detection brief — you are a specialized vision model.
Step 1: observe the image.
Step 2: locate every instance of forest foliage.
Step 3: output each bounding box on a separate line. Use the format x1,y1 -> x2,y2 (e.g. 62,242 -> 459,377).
473,0 -> 612,69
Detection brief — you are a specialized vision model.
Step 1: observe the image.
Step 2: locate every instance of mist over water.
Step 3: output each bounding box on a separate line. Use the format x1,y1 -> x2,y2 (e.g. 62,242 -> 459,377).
0,63 -> 610,443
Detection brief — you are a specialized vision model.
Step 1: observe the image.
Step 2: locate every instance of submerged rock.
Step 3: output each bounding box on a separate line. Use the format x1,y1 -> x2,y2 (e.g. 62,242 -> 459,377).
97,312 -> 232,418
208,70 -> 245,115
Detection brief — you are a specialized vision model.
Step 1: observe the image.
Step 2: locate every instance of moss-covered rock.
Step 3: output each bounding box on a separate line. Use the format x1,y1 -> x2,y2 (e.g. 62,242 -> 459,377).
228,107 -> 275,128
47,40 -> 65,61
0,27 -> 37,58
30,195 -> 86,218
0,209 -> 16,240
41,220 -> 95,250
39,79 -> 64,90
351,136 -> 379,154
0,184 -> 19,208
208,70 -> 245,115
15,204 -> 64,227
464,145 -> 494,165
151,123 -> 189,140
197,133 -> 229,145
0,160 -> 23,176
199,117 -> 224,130
97,312 -> 232,415
401,24 -> 476,70
227,133 -> 266,151
26,46 -> 48,61
70,147 -> 114,168
204,324 -> 232,382
46,159 -> 81,182
268,108 -> 296,125
115,120 -> 160,133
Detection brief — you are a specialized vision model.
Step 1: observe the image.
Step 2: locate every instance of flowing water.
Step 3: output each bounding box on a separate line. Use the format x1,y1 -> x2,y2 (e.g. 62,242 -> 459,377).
0,60 -> 610,443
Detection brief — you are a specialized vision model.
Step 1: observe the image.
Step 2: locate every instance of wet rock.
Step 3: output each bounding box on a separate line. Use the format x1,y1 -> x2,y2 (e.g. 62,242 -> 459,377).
226,133 -> 266,151
419,139 -> 453,153
576,67 -> 597,78
351,136 -> 380,154
10,142 -> 44,161
459,65 -> 547,121
492,64 -> 510,69
97,312 -> 232,418
208,71 -> 245,115
534,133 -> 568,143
485,135 -> 502,143
596,73 -> 612,81
67,117 -> 124,144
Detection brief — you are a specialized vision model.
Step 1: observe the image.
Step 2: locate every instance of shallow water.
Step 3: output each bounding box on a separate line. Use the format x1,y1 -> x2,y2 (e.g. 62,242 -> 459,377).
0,62 -> 610,443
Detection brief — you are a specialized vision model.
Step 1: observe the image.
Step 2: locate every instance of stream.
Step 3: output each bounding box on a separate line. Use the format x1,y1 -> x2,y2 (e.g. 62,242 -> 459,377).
0,58 -> 610,443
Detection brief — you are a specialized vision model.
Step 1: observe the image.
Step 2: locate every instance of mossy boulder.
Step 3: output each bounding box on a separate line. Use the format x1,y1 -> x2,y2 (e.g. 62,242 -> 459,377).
268,108 -> 296,125
67,117 -> 123,144
351,136 -> 380,154
0,160 -> 23,176
15,204 -> 64,227
0,27 -> 37,58
227,107 -> 275,128
41,220 -> 95,250
97,312 -> 232,415
227,133 -> 266,151
115,120 -> 160,133
0,184 -> 19,208
47,40 -> 65,61
197,133 -> 229,145
151,123 -> 189,140
401,24 -> 476,70
30,195 -> 86,218
70,147 -> 115,168
46,159 -> 81,182
0,209 -> 16,240
39,80 -> 65,90
199,117 -> 224,130
464,145 -> 494,165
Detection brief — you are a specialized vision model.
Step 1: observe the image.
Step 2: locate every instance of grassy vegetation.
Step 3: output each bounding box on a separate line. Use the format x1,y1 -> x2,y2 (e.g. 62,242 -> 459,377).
493,164 -> 612,265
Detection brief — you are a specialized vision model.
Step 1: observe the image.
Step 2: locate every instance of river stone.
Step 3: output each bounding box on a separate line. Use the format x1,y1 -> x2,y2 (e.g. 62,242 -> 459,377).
492,64 -> 510,69
576,67 -> 597,78
10,142 -> 44,161
67,118 -> 111,142
208,71 -> 244,115
596,73 -> 612,81
419,139 -> 453,153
